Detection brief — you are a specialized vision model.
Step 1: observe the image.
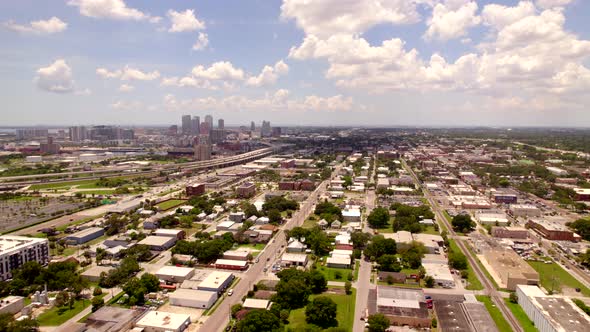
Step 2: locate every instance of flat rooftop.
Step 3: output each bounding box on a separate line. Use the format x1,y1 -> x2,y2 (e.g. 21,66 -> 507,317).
198,271 -> 234,289
135,311 -> 190,330
0,235 -> 47,255
156,266 -> 194,278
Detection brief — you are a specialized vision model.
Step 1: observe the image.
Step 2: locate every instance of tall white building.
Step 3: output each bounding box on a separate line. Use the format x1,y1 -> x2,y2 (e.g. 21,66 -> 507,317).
0,236 -> 50,280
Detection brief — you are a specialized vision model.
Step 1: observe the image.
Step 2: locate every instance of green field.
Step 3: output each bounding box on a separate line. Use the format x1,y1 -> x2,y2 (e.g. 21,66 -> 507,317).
29,179 -> 98,190
422,225 -> 440,235
286,289 -> 356,331
37,296 -> 103,326
448,239 -> 483,290
476,296 -> 513,332
316,264 -> 353,282
76,189 -> 116,196
527,261 -> 590,296
156,199 -> 186,211
504,299 -> 538,332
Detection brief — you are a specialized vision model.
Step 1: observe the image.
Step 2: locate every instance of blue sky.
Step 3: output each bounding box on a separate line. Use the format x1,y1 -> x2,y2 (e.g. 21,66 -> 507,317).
1,0 -> 589,127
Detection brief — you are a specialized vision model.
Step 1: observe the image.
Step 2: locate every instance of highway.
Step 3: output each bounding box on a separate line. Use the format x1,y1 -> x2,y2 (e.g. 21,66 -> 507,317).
402,159 -> 524,332
199,164 -> 341,332
0,147 -> 276,186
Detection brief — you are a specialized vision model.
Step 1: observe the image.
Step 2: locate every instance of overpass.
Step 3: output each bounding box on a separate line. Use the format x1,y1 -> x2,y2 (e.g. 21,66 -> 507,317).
0,146 -> 281,189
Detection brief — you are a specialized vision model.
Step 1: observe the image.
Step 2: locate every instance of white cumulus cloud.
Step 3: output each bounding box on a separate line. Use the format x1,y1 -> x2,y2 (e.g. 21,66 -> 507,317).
3,17 -> 67,34
68,0 -> 159,22
424,0 -> 481,41
96,66 -> 160,81
535,0 -> 572,9
119,84 -> 134,92
35,59 -> 75,93
192,32 -> 209,50
246,60 -> 290,87
167,9 -> 205,32
191,61 -> 245,81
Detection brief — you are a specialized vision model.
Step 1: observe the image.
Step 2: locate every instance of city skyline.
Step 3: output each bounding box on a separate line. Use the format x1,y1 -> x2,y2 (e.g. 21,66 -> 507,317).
1,0 -> 590,127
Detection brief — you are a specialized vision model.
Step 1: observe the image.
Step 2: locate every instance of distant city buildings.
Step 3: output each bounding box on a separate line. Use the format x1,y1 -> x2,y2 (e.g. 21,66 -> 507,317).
261,120 -> 271,137
16,128 -> 48,140
205,115 -> 213,130
194,135 -> 211,161
68,126 -> 87,142
218,119 -> 224,130
191,116 -> 200,135
40,136 -> 60,154
181,115 -> 191,135
250,121 -> 255,131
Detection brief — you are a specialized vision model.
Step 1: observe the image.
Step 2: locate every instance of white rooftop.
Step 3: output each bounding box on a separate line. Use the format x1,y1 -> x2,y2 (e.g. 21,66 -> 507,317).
136,311 -> 190,330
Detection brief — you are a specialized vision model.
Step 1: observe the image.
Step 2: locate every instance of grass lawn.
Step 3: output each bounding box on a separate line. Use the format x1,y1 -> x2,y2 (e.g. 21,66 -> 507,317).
373,219 -> 394,234
302,218 -> 318,229
156,199 -> 186,211
422,225 -> 440,235
286,289 -> 356,331
37,295 -> 103,326
448,239 -> 483,290
29,179 -> 97,190
354,261 -> 360,280
316,265 -> 353,282
238,243 -> 266,250
527,260 -> 590,296
476,296 -> 513,332
504,299 -> 538,332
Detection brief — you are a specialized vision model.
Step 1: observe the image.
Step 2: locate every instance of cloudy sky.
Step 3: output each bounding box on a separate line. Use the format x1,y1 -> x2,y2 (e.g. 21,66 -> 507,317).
1,0 -> 589,127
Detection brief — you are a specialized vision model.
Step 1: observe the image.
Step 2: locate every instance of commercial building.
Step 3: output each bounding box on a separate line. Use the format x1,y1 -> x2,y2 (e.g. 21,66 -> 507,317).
475,211 -> 509,226
154,229 -> 185,240
85,306 -> 144,332
186,183 -> 205,197
81,266 -> 114,282
280,253 -> 308,267
243,298 -> 271,310
135,311 -> 191,332
214,258 -> 248,270
509,204 -> 542,217
434,300 -> 499,332
546,166 -> 568,176
493,193 -> 518,204
574,188 -> 590,201
198,271 -> 235,293
237,182 -> 256,198
65,227 -> 105,244
0,235 -> 50,280
492,226 -> 529,239
373,286 -> 430,328
155,266 -> 195,283
169,288 -> 217,309
527,218 -> 581,242
516,285 -> 590,332
223,250 -> 250,261
0,296 -> 24,315
342,208 -> 361,222
482,249 -> 539,290
138,236 -> 177,251
412,233 -> 443,254
423,262 -> 454,288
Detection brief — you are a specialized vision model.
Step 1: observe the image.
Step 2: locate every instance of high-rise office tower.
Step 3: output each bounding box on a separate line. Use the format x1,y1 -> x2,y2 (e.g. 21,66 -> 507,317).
191,116 -> 200,135
261,120 -> 271,137
200,121 -> 210,135
181,115 -> 191,134
69,126 -> 87,142
250,121 -> 255,131
218,119 -> 224,129
205,115 -> 213,129
194,135 -> 211,161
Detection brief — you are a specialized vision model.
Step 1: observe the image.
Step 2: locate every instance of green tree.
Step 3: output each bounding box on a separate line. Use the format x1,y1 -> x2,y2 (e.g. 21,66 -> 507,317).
367,207 -> 390,228
231,304 -> 243,318
309,270 -> 328,294
509,292 -> 518,303
237,310 -> 282,332
424,276 -> 435,288
451,214 -> 475,233
367,313 -> 390,332
377,255 -> 402,272
267,209 -> 282,224
567,219 -> 590,241
345,281 -> 352,295
364,235 -> 397,261
274,277 -> 311,309
305,296 -> 337,328
351,232 -> 372,249
448,250 -> 468,270
91,296 -> 104,312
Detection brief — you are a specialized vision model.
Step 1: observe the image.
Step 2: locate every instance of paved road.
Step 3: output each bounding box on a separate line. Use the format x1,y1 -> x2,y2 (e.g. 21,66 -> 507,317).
199,165 -> 342,332
353,168 -> 377,332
